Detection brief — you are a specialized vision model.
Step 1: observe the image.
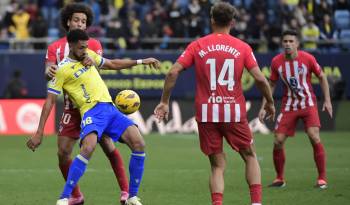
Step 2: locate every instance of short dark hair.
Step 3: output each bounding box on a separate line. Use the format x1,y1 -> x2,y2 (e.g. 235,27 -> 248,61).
282,30 -> 299,39
67,29 -> 89,43
60,3 -> 93,32
210,2 -> 237,27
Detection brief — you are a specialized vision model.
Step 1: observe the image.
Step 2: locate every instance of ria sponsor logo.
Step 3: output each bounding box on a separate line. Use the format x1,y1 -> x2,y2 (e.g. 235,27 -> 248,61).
208,93 -> 236,104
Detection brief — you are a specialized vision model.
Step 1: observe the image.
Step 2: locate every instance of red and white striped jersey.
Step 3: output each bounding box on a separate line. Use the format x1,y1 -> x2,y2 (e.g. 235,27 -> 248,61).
177,33 -> 258,123
45,37 -> 103,110
270,51 -> 322,112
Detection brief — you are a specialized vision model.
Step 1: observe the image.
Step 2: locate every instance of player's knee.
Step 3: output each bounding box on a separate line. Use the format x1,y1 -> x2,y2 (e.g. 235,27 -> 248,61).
57,146 -> 72,159
209,153 -> 226,169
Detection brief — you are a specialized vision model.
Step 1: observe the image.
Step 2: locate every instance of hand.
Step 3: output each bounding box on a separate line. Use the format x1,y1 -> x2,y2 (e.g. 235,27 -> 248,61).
322,100 -> 333,118
82,56 -> 95,67
258,108 -> 266,123
142,58 -> 161,69
263,101 -> 276,122
45,65 -> 58,79
154,102 -> 169,122
26,133 -> 43,152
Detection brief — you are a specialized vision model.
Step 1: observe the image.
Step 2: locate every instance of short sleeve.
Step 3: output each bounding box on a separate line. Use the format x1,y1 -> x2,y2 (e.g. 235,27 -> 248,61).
47,69 -> 64,95
244,45 -> 258,70
89,39 -> 103,55
87,49 -> 105,69
45,44 -> 56,63
176,42 -> 196,69
270,58 -> 279,81
309,55 -> 322,77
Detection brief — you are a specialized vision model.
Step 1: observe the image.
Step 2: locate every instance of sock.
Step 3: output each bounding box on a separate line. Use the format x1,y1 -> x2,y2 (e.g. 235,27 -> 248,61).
129,151 -> 146,198
249,184 -> 262,204
59,159 -> 82,198
107,149 -> 129,192
273,147 -> 285,180
60,154 -> 89,199
211,192 -> 223,205
312,143 -> 326,180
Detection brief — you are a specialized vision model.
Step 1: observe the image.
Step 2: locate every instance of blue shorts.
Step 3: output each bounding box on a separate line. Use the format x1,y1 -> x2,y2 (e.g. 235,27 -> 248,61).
80,102 -> 135,142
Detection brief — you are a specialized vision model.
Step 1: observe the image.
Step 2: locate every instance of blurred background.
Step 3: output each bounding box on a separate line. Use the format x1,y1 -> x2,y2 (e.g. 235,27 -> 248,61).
0,0 -> 349,135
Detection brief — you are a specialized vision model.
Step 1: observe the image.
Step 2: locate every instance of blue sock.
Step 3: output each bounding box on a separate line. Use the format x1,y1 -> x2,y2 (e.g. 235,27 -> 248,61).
60,154 -> 89,199
129,151 -> 146,197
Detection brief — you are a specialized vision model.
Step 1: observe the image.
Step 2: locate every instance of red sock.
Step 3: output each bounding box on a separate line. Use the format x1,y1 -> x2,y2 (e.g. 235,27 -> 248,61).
108,149 -> 129,192
59,159 -> 82,197
273,147 -> 285,180
249,184 -> 262,204
312,143 -> 326,180
211,193 -> 223,205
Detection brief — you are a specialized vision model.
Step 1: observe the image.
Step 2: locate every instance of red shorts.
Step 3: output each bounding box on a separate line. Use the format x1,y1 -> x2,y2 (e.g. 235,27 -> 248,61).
57,109 -> 81,139
197,120 -> 253,155
274,106 -> 321,137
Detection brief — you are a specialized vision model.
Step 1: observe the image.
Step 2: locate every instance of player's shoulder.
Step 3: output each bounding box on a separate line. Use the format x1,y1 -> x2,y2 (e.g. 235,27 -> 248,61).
298,50 -> 315,60
272,53 -> 284,63
48,37 -> 67,48
57,57 -> 74,70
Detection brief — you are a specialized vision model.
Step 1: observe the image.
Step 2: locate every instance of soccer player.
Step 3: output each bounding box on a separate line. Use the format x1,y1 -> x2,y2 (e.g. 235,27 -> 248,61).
258,30 -> 333,189
27,29 -> 160,205
154,2 -> 275,205
45,3 -> 129,204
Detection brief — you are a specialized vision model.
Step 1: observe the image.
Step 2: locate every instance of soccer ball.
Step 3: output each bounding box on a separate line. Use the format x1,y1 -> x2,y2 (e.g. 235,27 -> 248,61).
115,90 -> 141,114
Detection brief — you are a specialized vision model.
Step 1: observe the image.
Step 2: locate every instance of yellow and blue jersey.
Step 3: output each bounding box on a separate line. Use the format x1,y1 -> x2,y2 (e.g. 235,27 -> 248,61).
47,49 -> 112,116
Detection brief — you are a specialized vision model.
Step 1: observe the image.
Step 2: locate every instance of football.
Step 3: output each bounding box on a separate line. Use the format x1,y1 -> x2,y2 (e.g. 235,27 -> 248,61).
115,90 -> 141,114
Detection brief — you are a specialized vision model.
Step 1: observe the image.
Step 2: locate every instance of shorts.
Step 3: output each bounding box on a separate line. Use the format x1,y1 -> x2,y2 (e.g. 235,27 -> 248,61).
197,120 -> 253,155
274,106 -> 321,137
58,109 -> 81,139
80,103 -> 135,142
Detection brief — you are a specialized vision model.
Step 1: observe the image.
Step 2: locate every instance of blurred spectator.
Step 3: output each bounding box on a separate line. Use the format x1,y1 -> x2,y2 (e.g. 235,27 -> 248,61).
301,15 -> 320,51
2,0 -> 19,38
314,0 -> 333,23
167,0 -> 185,37
333,0 -> 350,10
30,12 -> 48,50
38,0 -> 61,28
126,11 -> 141,49
319,13 -> 337,51
266,24 -> 282,52
105,17 -> 127,50
3,70 -> 28,99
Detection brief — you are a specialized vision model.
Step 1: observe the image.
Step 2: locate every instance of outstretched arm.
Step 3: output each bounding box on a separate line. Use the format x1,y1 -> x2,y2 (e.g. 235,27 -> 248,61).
101,58 -> 161,70
154,62 -> 184,121
318,72 -> 332,118
26,93 -> 57,151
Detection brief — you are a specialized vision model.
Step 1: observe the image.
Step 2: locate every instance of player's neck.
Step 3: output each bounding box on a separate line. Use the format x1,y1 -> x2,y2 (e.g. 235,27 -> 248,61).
284,51 -> 298,60
212,26 -> 230,35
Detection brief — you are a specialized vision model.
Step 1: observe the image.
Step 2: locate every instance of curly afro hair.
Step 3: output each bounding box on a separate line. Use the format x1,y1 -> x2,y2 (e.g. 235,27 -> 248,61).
60,3 -> 94,32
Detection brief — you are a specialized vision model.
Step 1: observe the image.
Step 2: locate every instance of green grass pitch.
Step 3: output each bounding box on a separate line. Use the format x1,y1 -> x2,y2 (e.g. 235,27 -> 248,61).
0,132 -> 349,204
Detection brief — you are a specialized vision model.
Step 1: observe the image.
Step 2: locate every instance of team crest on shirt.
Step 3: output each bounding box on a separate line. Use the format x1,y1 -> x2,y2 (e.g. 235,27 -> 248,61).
297,66 -> 304,74
288,77 -> 302,93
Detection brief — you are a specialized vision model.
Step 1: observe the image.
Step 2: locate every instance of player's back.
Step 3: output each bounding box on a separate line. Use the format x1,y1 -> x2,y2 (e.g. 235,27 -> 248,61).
178,33 -> 258,122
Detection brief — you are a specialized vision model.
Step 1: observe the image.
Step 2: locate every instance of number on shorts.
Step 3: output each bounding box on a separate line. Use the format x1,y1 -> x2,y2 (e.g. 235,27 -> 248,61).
61,113 -> 71,125
82,117 -> 92,127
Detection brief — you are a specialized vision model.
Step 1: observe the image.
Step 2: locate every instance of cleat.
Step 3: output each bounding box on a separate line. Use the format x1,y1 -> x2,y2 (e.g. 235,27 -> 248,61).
125,196 -> 142,205
315,179 -> 328,189
120,191 -> 129,204
68,195 -> 84,205
56,198 -> 69,205
268,179 -> 286,188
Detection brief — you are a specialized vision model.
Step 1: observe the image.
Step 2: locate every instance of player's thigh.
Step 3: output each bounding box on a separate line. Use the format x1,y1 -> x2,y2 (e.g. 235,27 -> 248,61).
80,105 -> 109,141
99,135 -> 116,154
58,110 -> 81,139
208,153 -> 226,169
302,106 -> 321,130
221,121 -> 253,152
306,126 -> 321,144
120,125 -> 145,152
104,107 -> 137,143
197,122 -> 223,155
275,111 -> 298,137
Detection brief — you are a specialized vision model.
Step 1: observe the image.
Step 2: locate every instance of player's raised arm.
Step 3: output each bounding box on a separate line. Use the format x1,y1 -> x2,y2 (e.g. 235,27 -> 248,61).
26,93 -> 57,151
100,58 -> 161,70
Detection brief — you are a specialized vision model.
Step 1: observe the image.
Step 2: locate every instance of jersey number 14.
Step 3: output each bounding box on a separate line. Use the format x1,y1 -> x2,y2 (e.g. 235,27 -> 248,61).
206,58 -> 235,91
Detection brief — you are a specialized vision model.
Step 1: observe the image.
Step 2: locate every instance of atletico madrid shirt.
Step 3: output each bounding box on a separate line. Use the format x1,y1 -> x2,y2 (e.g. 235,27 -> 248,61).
177,33 -> 258,123
270,50 -> 322,112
